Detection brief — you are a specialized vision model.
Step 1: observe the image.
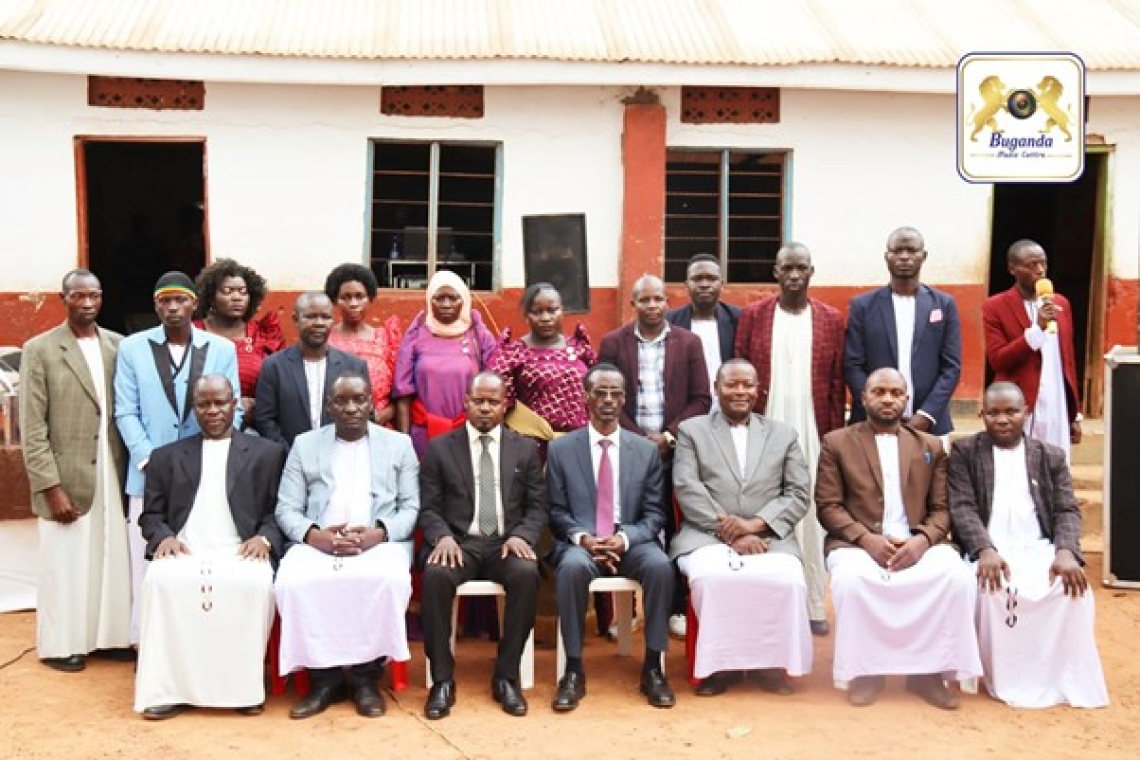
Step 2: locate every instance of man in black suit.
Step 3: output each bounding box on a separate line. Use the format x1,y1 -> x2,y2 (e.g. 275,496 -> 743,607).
665,253 -> 741,389
134,374 -> 287,720
418,371 -> 549,719
547,364 -> 676,711
253,292 -> 368,446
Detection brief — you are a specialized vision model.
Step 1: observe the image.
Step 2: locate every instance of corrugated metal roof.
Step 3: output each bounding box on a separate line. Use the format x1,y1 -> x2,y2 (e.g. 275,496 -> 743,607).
2,0 -> 1140,70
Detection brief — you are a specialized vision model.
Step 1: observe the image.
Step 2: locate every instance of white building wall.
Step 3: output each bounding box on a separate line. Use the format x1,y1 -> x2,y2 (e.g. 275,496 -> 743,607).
0,71 -> 627,291
666,87 -> 995,286
0,70 -> 1137,293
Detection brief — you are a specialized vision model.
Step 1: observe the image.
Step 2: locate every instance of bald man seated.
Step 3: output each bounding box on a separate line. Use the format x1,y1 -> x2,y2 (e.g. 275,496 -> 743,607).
816,368 -> 981,709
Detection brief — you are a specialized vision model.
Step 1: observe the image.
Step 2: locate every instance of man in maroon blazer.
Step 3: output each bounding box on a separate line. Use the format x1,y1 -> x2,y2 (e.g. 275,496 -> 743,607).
599,274 -> 711,625
982,240 -> 1081,461
734,242 -> 845,636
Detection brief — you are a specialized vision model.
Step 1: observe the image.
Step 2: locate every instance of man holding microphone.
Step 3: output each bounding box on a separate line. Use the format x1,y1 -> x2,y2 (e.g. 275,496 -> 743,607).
982,240 -> 1082,462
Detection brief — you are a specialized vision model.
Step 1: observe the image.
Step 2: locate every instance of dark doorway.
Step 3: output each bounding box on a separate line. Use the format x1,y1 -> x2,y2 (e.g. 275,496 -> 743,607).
987,150 -> 1108,414
78,139 -> 207,334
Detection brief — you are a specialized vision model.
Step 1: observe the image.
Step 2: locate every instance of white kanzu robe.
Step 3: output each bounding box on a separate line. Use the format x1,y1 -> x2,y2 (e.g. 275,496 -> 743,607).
134,439 -> 275,711
37,336 -> 131,658
274,438 -> 412,673
679,545 -> 812,679
828,435 -> 981,684
766,305 -> 827,621
973,445 -> 1108,708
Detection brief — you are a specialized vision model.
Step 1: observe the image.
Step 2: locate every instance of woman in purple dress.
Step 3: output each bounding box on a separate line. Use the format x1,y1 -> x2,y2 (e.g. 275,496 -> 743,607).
489,283 -> 595,457
393,270 -> 497,458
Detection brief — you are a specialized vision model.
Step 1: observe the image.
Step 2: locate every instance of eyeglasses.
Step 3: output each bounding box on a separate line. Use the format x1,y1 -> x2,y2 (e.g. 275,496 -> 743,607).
1005,586 -> 1019,628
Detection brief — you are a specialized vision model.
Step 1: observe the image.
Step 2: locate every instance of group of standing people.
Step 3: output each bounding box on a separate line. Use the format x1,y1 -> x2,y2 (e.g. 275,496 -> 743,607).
18,224 -> 1106,725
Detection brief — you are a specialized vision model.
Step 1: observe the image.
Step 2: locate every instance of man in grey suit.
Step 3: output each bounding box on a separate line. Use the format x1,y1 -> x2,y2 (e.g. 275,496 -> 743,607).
274,371 -> 420,720
21,269 -> 131,672
254,292 -> 368,446
547,363 -> 676,711
672,359 -> 813,696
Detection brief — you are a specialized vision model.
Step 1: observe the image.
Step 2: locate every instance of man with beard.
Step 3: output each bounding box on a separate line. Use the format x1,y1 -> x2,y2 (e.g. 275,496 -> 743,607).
816,368 -> 981,709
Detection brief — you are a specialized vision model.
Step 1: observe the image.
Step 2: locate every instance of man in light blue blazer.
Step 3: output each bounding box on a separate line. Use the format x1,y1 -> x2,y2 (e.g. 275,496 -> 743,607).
274,372 -> 419,721
547,363 -> 676,712
114,271 -> 241,643
844,226 -> 962,437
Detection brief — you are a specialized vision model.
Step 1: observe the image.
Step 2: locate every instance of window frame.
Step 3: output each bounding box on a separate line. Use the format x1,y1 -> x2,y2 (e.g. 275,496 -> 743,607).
366,138 -> 503,291
663,147 -> 792,285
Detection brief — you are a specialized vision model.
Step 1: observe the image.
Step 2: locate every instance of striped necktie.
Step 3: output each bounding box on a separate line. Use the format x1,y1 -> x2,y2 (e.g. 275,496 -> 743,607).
477,434 -> 497,536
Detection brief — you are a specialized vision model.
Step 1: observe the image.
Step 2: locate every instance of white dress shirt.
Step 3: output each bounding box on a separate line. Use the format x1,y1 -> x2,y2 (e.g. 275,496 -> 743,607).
874,434 -> 912,540
303,357 -> 327,431
571,426 -> 629,549
891,292 -> 916,419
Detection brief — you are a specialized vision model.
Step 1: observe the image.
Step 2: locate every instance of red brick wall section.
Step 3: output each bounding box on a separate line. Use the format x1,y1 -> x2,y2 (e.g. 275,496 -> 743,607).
619,100 -> 667,327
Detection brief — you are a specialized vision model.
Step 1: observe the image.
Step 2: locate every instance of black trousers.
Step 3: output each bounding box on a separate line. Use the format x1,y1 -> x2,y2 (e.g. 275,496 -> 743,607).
421,536 -> 539,683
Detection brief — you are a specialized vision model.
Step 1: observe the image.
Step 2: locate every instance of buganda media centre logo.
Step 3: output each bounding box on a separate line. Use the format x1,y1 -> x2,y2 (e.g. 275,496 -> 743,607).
957,53 -> 1086,183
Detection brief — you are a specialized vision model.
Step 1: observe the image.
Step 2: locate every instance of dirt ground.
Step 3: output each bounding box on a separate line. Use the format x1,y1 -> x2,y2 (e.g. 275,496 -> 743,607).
1,553 -> 1137,760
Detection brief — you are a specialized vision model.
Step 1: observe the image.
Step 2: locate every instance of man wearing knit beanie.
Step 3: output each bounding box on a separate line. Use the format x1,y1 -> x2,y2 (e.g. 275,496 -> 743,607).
113,271 -> 242,644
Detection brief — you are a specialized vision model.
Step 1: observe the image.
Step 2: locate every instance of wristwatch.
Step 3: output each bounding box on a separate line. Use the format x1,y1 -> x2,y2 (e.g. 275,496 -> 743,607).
258,535 -> 272,551
662,431 -> 677,449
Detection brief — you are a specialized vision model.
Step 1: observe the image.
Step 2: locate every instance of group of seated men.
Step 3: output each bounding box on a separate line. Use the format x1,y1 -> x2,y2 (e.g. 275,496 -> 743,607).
129,356 -> 1106,721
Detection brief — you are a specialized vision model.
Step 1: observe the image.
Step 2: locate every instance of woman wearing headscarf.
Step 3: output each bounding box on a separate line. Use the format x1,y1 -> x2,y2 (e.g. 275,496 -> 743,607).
393,271 -> 497,458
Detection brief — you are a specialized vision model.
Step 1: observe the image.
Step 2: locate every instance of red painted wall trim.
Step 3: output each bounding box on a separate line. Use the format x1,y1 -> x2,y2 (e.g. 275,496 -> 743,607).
618,101 -> 667,327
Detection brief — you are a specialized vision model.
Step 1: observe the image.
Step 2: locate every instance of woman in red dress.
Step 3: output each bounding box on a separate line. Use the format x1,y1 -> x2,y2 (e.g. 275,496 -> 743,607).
324,263 -> 402,426
194,258 -> 284,424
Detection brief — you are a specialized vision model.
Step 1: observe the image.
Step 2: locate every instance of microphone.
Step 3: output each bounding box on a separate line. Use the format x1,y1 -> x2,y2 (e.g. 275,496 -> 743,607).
1035,278 -> 1058,334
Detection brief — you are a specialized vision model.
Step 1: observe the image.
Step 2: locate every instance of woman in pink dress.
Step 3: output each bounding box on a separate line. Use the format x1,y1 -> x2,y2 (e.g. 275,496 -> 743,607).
194,258 -> 285,424
324,263 -> 402,426
489,283 -> 595,458
393,271 -> 497,458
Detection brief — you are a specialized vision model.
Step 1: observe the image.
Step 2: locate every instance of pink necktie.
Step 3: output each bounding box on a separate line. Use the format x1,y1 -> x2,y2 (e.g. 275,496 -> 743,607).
596,439 -> 615,537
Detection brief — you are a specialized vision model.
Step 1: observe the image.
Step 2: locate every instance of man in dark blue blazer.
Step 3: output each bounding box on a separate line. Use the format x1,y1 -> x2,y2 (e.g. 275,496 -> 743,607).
547,364 -> 676,712
665,254 -> 742,380
253,292 -> 368,447
844,227 -> 962,436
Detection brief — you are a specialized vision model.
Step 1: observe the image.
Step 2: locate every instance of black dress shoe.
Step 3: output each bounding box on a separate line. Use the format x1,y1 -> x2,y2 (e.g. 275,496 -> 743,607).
42,655 -> 85,673
552,672 -> 586,712
91,647 -> 138,662
352,683 -> 386,717
289,684 -> 344,720
491,677 -> 528,717
424,680 -> 456,720
142,704 -> 189,721
694,673 -> 728,697
639,668 -> 676,708
234,704 -> 264,716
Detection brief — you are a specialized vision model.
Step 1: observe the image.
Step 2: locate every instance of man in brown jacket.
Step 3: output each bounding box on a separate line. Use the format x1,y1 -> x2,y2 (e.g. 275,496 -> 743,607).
816,367 -> 980,709
20,269 -> 131,672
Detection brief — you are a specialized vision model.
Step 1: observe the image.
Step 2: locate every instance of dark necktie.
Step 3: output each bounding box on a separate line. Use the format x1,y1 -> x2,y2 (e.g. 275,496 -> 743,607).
477,435 -> 497,536
596,439 -> 615,537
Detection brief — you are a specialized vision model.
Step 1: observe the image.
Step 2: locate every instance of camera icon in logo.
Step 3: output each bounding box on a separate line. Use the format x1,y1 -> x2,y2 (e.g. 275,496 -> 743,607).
1006,89 -> 1037,120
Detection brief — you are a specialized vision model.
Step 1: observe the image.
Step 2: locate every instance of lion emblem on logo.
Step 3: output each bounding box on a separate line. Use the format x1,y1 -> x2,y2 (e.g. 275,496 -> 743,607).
968,75 -> 1009,142
1035,75 -> 1073,141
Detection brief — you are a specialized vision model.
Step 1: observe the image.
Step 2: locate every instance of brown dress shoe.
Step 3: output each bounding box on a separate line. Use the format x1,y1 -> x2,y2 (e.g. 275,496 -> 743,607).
753,669 -> 793,695
906,674 -> 959,710
847,675 -> 885,706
